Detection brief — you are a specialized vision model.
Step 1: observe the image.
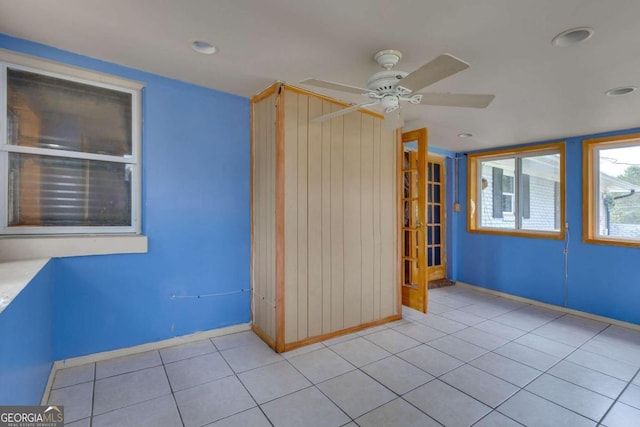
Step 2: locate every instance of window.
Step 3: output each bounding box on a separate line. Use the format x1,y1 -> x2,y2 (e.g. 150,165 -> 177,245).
1,54 -> 142,235
468,142 -> 565,238
583,134 -> 640,246
500,174 -> 515,214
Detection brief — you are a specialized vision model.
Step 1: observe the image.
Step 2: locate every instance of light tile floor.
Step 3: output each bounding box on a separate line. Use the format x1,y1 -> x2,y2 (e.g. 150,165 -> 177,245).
49,286 -> 640,426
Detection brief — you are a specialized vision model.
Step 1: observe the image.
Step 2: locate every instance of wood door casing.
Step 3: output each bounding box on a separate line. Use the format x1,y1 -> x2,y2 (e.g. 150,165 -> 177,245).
400,129 -> 428,313
426,156 -> 446,281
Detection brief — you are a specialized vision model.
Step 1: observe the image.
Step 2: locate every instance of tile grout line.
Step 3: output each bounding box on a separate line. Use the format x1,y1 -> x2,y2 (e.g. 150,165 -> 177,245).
55,288 -> 639,427
491,316 -> 632,423
401,300 -> 617,423
89,369 -> 176,420
231,365 -> 276,427
433,297 -> 604,422
327,314 -> 506,423
283,344 -> 356,423
213,335 -> 298,426
596,366 -> 640,426
321,299 -> 630,426
158,349 -> 187,427
90,363 -> 96,427
290,336 -> 422,424
358,308 -> 529,424
471,409 -> 526,427
402,302 -> 529,423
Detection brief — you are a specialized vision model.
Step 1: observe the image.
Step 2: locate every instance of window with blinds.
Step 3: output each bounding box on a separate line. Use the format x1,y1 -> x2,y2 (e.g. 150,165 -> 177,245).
1,62 -> 141,235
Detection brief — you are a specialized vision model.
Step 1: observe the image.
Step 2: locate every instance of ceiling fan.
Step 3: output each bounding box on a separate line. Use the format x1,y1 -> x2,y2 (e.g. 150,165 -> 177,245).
300,49 -> 495,129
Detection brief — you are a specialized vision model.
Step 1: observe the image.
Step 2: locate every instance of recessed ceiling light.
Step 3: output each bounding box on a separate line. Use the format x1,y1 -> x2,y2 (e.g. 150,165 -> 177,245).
605,86 -> 637,96
192,40 -> 217,55
458,133 -> 473,138
552,27 -> 594,47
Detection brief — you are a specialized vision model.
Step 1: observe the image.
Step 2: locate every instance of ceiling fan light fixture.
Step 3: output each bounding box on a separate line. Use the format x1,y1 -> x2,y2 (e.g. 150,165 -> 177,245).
605,86 -> 637,96
381,95 -> 400,112
458,132 -> 473,138
192,40 -> 218,55
551,27 -> 594,47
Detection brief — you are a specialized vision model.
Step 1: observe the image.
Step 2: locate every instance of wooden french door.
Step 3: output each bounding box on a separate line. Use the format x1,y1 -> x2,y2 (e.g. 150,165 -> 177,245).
426,157 -> 446,281
400,129 -> 428,313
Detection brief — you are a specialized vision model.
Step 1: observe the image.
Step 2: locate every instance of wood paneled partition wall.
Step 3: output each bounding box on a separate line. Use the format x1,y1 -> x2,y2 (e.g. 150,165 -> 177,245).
251,83 -> 401,352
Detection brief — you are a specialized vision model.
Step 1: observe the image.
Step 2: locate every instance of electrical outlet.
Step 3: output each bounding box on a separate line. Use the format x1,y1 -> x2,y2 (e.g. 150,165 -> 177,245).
453,203 -> 461,212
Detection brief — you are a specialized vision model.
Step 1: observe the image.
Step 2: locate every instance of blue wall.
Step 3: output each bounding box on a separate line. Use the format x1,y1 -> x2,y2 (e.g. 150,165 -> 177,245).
0,262 -> 54,404
454,127 -> 640,325
0,34 -> 251,360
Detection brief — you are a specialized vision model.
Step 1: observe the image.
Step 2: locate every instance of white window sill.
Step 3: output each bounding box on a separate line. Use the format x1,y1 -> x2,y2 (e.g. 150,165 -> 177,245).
0,234 -> 148,263
0,258 -> 49,314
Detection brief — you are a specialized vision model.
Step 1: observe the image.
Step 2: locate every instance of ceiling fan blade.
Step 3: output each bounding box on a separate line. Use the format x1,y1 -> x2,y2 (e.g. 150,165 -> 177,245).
397,54 -> 470,93
311,101 -> 380,122
419,93 -> 495,108
384,110 -> 404,130
300,78 -> 370,95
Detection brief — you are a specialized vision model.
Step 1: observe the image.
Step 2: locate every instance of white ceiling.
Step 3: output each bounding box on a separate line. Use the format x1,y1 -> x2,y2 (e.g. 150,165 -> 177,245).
2,0 -> 640,152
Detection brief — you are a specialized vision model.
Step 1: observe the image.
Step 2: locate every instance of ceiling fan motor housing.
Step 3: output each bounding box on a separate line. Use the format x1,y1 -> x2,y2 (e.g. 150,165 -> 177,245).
366,70 -> 408,94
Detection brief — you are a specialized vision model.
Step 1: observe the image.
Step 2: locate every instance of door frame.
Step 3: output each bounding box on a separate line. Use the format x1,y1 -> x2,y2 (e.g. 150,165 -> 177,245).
398,128 -> 428,313
426,154 -> 447,282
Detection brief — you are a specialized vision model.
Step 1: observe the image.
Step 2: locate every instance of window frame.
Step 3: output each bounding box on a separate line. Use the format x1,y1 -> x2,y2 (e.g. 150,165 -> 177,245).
583,133 -> 640,247
467,142 -> 566,239
0,49 -> 144,235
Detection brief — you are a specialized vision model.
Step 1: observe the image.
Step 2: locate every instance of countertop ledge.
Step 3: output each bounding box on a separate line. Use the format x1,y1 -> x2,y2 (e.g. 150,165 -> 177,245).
0,258 -> 50,314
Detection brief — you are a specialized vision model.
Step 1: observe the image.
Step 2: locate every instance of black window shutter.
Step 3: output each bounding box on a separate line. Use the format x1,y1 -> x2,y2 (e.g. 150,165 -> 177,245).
492,167 -> 503,218
522,173 -> 530,219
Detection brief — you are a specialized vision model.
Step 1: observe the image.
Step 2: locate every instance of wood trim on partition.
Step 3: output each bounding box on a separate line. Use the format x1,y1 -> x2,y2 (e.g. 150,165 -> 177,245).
283,85 -> 385,120
251,323 -> 276,350
251,82 -> 280,104
582,133 -> 640,248
275,83 -> 286,353
395,128 -> 403,317
250,89 -> 255,323
282,314 -> 402,352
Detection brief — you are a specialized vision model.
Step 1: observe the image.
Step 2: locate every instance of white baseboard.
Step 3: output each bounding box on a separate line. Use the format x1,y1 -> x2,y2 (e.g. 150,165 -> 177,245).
40,362 -> 57,406
454,281 -> 640,332
41,322 -> 251,404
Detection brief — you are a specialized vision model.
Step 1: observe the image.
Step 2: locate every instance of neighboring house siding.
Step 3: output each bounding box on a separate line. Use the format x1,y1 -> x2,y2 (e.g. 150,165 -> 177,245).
480,165 -> 556,230
522,175 -> 556,230
610,224 -> 640,238
598,198 -> 607,235
599,194 -> 640,238
480,165 -> 515,228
